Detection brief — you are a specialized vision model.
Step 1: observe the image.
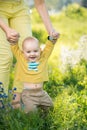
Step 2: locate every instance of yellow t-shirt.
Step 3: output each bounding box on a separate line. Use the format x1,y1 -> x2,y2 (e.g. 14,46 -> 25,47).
11,40 -> 54,92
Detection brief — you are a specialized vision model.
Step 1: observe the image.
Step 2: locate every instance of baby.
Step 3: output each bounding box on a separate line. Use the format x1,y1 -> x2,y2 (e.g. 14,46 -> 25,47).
11,34 -> 59,113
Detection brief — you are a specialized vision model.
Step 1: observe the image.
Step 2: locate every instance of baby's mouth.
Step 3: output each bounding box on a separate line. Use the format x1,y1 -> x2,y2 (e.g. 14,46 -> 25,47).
29,57 -> 36,60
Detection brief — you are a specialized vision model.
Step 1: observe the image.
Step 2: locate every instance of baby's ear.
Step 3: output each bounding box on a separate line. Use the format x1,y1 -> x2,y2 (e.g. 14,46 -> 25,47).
40,47 -> 42,51
39,47 -> 42,53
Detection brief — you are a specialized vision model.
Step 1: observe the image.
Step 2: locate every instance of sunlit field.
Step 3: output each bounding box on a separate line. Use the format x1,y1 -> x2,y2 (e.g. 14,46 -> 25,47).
0,3 -> 87,130
31,3 -> 87,67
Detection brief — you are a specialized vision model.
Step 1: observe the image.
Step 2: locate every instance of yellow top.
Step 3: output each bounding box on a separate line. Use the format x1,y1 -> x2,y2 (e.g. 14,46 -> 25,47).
11,40 -> 54,91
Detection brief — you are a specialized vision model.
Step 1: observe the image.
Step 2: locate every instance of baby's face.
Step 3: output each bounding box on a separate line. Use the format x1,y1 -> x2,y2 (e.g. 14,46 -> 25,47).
22,40 -> 41,62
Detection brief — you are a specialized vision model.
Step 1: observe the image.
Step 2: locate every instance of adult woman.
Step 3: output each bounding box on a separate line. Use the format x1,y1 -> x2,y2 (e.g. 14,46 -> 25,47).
0,0 -> 59,107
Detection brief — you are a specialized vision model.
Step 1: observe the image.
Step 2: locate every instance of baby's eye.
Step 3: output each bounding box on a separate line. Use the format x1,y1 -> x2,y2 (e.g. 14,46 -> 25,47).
27,51 -> 31,53
34,50 -> 38,52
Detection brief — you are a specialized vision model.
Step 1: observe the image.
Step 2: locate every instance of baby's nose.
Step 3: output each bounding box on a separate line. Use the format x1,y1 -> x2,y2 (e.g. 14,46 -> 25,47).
30,52 -> 35,55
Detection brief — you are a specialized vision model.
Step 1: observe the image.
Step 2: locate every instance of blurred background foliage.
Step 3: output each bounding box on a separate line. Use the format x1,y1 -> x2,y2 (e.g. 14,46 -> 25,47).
29,0 -> 87,11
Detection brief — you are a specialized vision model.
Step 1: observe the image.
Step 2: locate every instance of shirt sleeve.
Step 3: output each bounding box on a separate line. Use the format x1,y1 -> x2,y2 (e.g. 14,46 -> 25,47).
41,40 -> 54,58
11,44 -> 20,59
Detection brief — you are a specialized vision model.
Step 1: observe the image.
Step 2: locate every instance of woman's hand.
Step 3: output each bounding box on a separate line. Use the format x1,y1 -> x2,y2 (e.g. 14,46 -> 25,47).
50,29 -> 60,40
5,28 -> 20,44
48,29 -> 60,44
0,19 -> 20,44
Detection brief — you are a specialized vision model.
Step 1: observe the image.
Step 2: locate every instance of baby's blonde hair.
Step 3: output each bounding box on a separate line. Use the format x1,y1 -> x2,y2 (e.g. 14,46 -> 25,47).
22,36 -> 39,49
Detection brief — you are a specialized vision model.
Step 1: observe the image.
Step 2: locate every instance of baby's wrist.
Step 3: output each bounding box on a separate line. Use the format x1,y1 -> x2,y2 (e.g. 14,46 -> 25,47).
47,36 -> 57,44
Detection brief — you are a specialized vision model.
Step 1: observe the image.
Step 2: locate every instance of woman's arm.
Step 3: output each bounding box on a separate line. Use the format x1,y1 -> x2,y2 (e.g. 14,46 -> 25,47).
0,18 -> 20,43
34,0 -> 59,37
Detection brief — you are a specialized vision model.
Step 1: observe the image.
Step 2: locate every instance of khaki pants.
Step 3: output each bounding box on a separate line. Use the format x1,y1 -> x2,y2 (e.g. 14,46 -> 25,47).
0,0 -> 32,93
21,88 -> 53,113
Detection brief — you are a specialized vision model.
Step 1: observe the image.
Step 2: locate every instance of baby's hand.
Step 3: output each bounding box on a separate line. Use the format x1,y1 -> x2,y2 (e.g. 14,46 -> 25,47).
51,29 -> 60,39
49,29 -> 60,43
6,27 -> 20,44
48,29 -> 60,43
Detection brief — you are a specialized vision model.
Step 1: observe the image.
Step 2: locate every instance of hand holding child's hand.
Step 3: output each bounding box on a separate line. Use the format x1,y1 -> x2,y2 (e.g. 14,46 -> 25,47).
5,27 -> 20,44
51,30 -> 60,39
49,29 -> 60,43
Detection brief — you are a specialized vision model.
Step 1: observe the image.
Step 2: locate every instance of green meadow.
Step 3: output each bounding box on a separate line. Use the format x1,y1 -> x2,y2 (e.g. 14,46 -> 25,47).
0,3 -> 87,130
